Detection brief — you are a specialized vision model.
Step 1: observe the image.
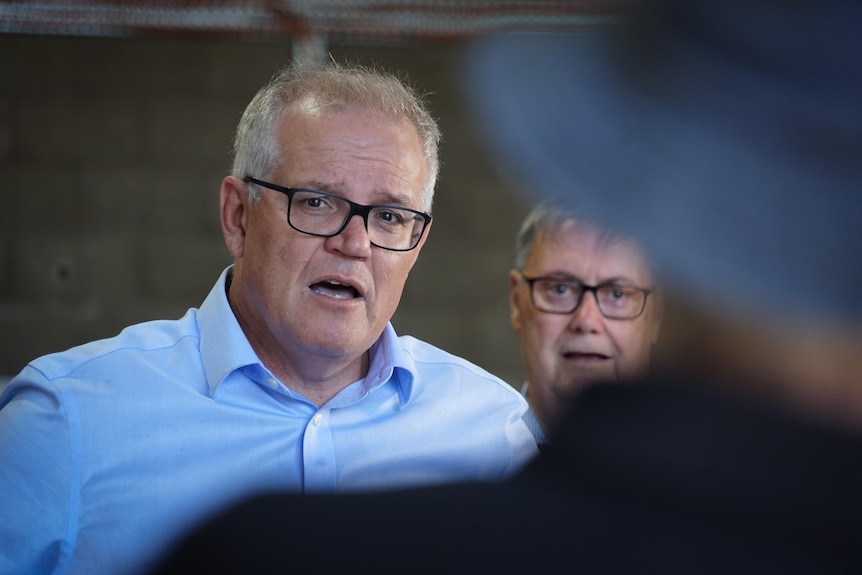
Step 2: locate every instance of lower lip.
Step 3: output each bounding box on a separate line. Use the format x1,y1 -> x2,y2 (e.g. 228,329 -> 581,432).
309,287 -> 363,304
564,354 -> 609,362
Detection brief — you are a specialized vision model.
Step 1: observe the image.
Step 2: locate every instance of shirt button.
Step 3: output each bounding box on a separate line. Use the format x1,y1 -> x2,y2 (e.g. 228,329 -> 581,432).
268,378 -> 278,389
312,413 -> 323,426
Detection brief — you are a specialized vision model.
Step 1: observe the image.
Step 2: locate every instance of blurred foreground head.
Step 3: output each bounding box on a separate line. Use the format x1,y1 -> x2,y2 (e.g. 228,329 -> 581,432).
467,0 -> 862,428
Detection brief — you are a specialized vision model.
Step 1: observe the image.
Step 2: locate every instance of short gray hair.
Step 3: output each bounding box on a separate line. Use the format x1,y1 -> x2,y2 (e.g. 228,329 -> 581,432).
231,60 -> 441,213
514,201 -> 618,269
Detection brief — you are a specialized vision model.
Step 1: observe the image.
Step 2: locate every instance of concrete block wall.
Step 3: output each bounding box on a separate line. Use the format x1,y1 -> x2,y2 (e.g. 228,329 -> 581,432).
0,32 -> 530,387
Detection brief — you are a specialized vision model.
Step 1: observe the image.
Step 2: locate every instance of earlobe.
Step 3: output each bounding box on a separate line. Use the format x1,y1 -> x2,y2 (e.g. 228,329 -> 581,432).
220,176 -> 248,259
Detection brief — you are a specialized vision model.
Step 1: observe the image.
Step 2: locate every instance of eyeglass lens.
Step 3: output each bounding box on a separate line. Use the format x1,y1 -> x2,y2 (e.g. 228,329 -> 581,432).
289,190 -> 425,251
530,278 -> 646,319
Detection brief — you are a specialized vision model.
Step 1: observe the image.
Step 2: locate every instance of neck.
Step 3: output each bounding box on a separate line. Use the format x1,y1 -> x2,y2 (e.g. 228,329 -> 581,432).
526,380 -> 570,439
262,346 -> 370,408
227,278 -> 371,408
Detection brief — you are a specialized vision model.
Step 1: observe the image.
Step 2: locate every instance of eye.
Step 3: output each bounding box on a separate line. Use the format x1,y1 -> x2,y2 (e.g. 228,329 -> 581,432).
373,208 -> 408,226
303,196 -> 331,209
598,286 -> 642,311
609,287 -> 630,300
380,210 -> 403,223
538,280 -> 578,300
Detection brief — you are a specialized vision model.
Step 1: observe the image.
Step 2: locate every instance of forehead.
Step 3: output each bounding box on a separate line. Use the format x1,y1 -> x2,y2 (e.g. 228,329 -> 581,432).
281,103 -> 413,145
529,220 -> 653,284
275,105 -> 426,199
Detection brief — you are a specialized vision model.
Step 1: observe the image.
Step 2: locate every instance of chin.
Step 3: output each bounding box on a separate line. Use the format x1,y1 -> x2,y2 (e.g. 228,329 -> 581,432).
556,377 -> 592,397
563,371 -> 616,391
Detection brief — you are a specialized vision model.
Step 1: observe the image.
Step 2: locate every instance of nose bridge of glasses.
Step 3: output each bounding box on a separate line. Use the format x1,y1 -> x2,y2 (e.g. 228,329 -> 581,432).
574,285 -> 603,316
338,201 -> 373,235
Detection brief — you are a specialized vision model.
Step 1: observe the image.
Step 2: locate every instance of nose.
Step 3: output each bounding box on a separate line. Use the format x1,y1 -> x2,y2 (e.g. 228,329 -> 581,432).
568,290 -> 604,333
325,213 -> 372,257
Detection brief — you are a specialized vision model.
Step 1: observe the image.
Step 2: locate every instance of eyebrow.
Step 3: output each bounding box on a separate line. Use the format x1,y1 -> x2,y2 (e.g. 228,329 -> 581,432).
542,272 -> 643,287
303,181 -> 414,207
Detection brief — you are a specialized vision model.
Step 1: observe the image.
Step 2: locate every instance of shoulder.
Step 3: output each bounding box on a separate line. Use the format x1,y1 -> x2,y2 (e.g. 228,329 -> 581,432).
397,335 -> 524,400
26,308 -> 200,383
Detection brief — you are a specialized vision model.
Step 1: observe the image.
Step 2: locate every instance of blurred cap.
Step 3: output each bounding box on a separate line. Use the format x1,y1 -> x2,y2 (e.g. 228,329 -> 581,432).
464,0 -> 862,328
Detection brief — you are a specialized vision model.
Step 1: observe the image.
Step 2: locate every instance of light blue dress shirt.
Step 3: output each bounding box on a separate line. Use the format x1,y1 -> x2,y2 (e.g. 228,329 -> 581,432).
0,266 -> 537,575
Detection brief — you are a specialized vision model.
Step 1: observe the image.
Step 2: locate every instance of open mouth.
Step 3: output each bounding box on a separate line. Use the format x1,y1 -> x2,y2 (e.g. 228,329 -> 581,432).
563,352 -> 610,360
310,280 -> 360,300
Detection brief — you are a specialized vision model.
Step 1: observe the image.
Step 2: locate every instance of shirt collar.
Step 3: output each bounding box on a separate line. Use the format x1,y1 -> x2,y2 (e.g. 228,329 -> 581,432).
198,266 -> 417,404
369,322 -> 417,407
198,266 -> 262,394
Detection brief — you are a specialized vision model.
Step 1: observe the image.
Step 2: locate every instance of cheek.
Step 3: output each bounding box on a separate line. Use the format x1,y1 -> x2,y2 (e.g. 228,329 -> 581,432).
610,322 -> 654,361
374,257 -> 414,301
252,237 -> 296,279
526,316 -> 567,348
246,215 -> 292,257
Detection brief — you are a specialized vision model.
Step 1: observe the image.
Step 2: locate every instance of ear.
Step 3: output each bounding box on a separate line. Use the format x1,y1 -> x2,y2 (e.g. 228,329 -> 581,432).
650,292 -> 664,344
415,217 -> 432,253
509,269 -> 524,332
404,218 -> 433,272
220,176 -> 249,260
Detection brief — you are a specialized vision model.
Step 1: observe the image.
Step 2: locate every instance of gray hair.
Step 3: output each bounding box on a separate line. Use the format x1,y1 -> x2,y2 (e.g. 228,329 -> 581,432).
514,201 -> 619,269
231,60 -> 441,213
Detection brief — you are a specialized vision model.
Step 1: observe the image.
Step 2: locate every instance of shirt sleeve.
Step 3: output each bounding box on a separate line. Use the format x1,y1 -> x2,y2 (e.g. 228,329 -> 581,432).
0,366 -> 77,575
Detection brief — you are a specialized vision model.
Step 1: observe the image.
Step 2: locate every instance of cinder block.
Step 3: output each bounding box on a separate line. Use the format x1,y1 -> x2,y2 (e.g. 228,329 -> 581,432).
132,39 -> 213,98
0,99 -> 10,160
144,99 -> 239,165
78,166 -> 145,231
140,234 -> 232,301
203,42 -> 290,99
16,99 -> 141,162
0,35 -> 76,99
3,165 -> 86,235
132,167 -> 223,235
9,233 -> 139,302
0,236 -> 8,296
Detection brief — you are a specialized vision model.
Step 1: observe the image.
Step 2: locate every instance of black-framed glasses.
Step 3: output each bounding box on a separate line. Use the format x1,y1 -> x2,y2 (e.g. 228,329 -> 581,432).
518,270 -> 653,320
244,176 -> 432,252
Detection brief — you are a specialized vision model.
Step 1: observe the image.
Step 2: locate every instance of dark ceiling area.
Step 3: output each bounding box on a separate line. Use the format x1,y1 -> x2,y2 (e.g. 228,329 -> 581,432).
0,1 -> 629,43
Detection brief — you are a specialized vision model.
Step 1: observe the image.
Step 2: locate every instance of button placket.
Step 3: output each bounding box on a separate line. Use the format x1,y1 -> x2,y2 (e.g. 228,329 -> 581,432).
302,409 -> 337,491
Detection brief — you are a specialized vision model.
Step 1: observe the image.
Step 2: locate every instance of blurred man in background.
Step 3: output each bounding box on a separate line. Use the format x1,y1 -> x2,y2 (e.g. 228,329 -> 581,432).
510,202 -> 660,443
